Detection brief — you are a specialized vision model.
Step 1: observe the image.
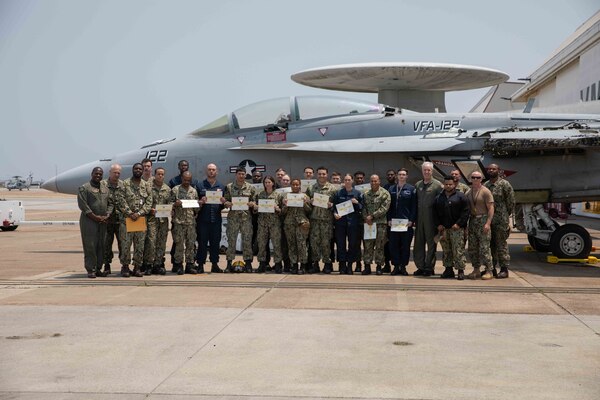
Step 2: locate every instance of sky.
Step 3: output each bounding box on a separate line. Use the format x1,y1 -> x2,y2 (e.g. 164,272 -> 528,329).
0,0 -> 598,181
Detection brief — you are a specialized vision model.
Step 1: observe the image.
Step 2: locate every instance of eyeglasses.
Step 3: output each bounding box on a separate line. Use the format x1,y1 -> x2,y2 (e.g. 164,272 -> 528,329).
471,176 -> 482,179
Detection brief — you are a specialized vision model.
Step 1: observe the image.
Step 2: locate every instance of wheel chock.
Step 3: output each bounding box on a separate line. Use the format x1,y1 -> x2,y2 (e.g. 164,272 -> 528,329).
524,246 -> 536,252
546,256 -> 599,264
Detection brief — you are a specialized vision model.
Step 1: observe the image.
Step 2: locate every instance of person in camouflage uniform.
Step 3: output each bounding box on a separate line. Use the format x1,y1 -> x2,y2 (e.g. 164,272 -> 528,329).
451,169 -> 470,194
414,162 -> 443,276
171,171 -> 199,274
254,176 -> 284,273
118,163 -> 153,277
282,178 -> 312,274
433,176 -> 470,280
144,167 -> 172,275
102,164 -> 126,276
484,164 -> 515,279
223,167 -> 257,272
361,175 -> 391,275
306,166 -> 338,274
78,167 -> 111,278
466,171 -> 495,280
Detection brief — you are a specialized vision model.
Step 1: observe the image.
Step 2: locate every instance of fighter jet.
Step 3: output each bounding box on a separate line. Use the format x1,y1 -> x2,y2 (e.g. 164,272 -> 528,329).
43,95 -> 600,259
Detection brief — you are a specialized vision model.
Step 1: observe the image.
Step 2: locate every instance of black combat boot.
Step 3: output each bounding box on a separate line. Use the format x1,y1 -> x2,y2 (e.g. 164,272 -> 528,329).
375,265 -> 383,275
174,263 -> 184,275
362,264 -> 372,275
144,264 -> 152,276
457,269 -> 465,280
346,262 -> 354,275
354,262 -> 362,273
283,260 -> 291,273
132,266 -> 143,277
323,263 -> 333,274
139,264 -> 147,274
185,263 -> 198,274
300,263 -> 308,275
197,264 -> 205,274
224,260 -> 233,273
391,265 -> 401,276
497,267 -> 509,279
103,264 -> 111,275
382,262 -> 391,274
274,261 -> 283,274
492,267 -> 499,278
290,263 -> 299,274
244,260 -> 253,273
312,262 -> 321,274
338,261 -> 347,275
94,269 -> 107,277
440,267 -> 455,279
256,262 -> 266,273
399,265 -> 408,276
211,263 -> 223,273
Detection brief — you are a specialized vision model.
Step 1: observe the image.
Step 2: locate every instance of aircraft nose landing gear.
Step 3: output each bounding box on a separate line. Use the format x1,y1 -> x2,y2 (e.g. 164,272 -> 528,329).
549,224 -> 592,259
523,204 -> 592,259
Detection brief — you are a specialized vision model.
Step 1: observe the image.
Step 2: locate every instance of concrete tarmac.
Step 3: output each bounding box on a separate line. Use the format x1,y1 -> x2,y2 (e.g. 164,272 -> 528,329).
1,188 -> 599,399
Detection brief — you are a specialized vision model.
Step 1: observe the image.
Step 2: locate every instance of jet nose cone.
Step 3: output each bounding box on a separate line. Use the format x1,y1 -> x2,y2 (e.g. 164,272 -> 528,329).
41,177 -> 58,192
42,161 -> 110,195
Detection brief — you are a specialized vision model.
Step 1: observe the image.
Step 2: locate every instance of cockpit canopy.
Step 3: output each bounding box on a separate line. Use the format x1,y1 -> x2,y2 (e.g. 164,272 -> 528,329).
189,95 -> 383,137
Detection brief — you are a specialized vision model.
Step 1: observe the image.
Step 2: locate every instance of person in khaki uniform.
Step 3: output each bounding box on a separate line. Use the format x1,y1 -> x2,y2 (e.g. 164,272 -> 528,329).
145,167 -> 172,275
466,171 -> 495,280
306,167 -> 338,274
78,167 -> 111,278
102,164 -> 125,276
223,167 -> 257,272
282,178 -> 312,274
118,163 -> 153,278
171,171 -> 199,275
484,164 -> 515,279
361,174 -> 391,275
254,176 -> 284,273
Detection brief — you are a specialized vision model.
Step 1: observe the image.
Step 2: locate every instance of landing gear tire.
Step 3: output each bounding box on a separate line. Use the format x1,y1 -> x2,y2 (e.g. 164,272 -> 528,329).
549,224 -> 592,259
527,235 -> 550,253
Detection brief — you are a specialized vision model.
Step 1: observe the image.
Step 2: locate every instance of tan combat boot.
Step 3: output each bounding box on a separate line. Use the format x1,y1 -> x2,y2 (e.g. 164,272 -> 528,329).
481,267 -> 494,280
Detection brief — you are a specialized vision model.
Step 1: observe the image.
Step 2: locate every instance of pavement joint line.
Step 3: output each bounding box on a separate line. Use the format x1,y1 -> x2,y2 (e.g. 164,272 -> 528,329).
147,280 -> 275,396
1,279 -> 600,294
0,391 -> 432,399
515,269 -> 600,335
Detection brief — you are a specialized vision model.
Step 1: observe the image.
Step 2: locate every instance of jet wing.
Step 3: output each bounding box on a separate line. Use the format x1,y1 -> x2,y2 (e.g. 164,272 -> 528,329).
231,135 -> 469,153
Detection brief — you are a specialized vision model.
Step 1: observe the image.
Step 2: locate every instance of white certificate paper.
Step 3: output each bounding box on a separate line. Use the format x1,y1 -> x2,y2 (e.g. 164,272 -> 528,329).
287,193 -> 304,208
364,223 -> 377,240
181,199 -> 199,208
355,184 -> 370,193
155,204 -> 172,218
205,190 -> 223,205
301,179 -> 316,192
312,193 -> 330,209
258,199 -> 276,213
391,218 -> 409,232
336,200 -> 354,217
275,187 -> 292,193
231,197 -> 249,210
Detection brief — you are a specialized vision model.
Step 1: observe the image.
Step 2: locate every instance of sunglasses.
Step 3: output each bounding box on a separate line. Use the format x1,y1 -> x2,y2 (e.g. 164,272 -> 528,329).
471,176 -> 482,179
